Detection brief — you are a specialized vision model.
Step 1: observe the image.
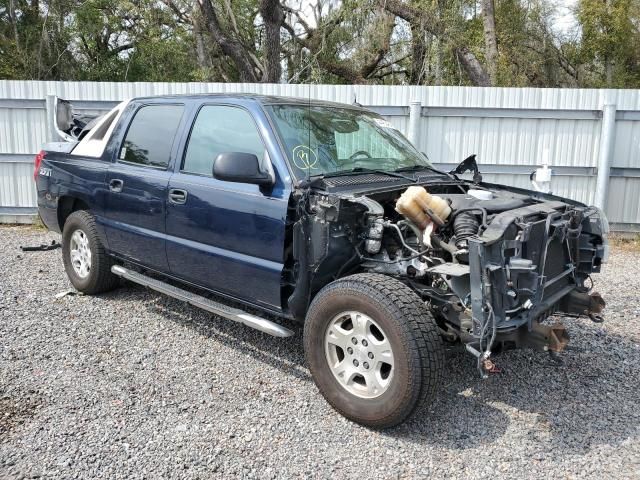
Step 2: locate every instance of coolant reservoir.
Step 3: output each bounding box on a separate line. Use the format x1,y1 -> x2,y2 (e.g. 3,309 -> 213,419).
395,186 -> 451,229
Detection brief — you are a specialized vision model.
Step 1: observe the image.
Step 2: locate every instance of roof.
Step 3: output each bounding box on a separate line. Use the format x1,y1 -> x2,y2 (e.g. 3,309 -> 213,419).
130,93 -> 371,112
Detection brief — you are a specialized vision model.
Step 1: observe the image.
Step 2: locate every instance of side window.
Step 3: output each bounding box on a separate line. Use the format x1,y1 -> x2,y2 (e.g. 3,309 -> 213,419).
183,105 -> 265,176
118,104 -> 184,169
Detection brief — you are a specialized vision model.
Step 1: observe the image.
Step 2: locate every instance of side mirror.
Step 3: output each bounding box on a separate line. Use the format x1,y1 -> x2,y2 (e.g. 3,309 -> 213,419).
212,152 -> 274,186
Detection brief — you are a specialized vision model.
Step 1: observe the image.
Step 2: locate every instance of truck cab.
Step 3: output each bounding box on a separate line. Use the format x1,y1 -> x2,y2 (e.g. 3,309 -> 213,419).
38,95 -> 294,314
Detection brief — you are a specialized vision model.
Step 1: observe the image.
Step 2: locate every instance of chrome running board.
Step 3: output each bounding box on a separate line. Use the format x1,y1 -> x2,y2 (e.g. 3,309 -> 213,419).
111,265 -> 294,338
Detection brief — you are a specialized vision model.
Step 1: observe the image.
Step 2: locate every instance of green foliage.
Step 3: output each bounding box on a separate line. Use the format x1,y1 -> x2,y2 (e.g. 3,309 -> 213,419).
0,0 -> 199,81
0,0 -> 639,87
577,0 -> 640,87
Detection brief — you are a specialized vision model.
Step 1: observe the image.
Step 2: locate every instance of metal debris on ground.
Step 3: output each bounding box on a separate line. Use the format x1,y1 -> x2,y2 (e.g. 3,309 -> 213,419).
20,240 -> 61,252
54,289 -> 77,300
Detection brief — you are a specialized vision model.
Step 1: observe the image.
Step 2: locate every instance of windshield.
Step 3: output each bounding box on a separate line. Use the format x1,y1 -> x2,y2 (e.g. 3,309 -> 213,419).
265,104 -> 431,179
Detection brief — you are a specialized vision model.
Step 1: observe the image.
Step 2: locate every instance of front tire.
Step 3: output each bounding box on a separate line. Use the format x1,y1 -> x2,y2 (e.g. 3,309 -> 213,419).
61,210 -> 119,294
304,273 -> 444,428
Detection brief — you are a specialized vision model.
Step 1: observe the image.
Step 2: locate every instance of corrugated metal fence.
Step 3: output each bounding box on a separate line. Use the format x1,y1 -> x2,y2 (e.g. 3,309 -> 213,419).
1,80 -> 639,230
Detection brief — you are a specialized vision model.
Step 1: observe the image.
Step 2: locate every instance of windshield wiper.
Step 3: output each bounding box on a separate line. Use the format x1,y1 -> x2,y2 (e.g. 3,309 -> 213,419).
319,167 -> 417,182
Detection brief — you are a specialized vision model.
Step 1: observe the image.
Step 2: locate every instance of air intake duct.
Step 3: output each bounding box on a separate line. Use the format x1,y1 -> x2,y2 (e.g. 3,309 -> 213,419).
453,212 -> 480,249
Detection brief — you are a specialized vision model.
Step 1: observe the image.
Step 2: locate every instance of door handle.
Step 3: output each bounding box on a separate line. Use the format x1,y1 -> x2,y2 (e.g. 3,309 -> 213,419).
109,178 -> 124,193
168,188 -> 188,205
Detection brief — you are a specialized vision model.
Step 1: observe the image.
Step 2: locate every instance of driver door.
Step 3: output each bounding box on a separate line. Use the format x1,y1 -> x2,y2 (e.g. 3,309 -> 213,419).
165,103 -> 288,311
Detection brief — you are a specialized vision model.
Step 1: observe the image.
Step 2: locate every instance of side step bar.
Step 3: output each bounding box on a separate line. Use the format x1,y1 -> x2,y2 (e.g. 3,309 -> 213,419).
111,265 -> 294,338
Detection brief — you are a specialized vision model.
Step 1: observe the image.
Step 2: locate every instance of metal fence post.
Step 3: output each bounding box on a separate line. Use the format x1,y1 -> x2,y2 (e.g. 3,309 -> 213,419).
595,101 -> 617,210
407,100 -> 421,147
44,94 -> 58,143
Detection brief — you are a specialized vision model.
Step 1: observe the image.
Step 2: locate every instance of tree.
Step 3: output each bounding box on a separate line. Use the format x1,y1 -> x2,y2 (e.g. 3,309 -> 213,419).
197,0 -> 260,81
260,0 -> 285,82
0,0 -> 201,81
379,0 -> 491,86
282,0 -> 397,84
1,0 -> 639,88
577,0 -> 640,87
481,0 -> 498,84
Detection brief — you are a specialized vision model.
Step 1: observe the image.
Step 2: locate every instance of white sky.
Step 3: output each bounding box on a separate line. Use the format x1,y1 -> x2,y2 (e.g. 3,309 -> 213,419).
551,0 -> 579,37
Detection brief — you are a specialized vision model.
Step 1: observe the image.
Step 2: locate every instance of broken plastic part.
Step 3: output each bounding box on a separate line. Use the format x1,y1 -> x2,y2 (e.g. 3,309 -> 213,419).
449,154 -> 482,184
423,222 -> 434,248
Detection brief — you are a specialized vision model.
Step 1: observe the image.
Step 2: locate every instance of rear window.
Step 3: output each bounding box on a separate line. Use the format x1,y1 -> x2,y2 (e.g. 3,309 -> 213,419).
118,104 -> 184,169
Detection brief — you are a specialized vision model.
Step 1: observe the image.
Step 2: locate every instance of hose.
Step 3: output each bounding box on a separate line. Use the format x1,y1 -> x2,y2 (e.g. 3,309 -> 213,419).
453,212 -> 480,249
449,207 -> 488,229
386,221 -> 421,255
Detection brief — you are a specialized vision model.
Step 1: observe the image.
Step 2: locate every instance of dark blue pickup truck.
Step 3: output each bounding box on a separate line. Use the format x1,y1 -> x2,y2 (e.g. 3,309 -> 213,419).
35,94 -> 608,428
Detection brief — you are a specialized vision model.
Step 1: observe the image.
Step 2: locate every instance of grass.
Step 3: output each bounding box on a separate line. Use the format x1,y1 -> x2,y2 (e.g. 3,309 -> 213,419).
30,214 -> 47,231
0,215 -> 47,231
609,233 -> 640,252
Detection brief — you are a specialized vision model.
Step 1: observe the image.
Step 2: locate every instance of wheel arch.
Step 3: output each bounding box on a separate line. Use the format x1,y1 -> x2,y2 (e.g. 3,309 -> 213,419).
57,196 -> 90,231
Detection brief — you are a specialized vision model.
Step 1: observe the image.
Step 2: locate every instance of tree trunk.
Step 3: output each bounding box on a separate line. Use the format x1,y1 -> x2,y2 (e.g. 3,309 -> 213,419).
193,16 -> 214,76
604,0 -> 613,86
197,0 -> 259,82
434,36 -> 443,85
481,0 -> 498,85
455,47 -> 491,86
605,57 -> 614,87
410,23 -> 427,84
259,0 -> 284,83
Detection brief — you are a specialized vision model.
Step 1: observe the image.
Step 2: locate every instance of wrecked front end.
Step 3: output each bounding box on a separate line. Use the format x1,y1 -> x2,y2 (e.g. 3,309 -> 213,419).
461,194 -> 607,373
290,176 -> 608,374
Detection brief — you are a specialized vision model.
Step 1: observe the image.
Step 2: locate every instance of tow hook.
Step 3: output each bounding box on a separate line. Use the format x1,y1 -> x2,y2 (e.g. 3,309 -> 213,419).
587,292 -> 606,323
562,290 -> 606,321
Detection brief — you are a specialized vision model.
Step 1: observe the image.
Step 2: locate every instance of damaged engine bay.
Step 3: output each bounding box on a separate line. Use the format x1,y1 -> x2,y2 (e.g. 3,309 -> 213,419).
287,173 -> 608,376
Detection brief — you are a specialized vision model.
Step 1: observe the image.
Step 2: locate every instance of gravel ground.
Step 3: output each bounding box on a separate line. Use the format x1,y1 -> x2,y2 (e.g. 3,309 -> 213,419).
1,225 -> 639,479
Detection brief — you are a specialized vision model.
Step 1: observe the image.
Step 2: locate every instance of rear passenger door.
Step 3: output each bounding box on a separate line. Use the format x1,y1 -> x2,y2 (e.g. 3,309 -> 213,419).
103,103 -> 184,272
165,104 -> 289,311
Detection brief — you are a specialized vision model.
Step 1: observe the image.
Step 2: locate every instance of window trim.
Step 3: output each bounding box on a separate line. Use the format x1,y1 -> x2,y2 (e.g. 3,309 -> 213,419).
180,103 -> 269,179
116,102 -> 185,171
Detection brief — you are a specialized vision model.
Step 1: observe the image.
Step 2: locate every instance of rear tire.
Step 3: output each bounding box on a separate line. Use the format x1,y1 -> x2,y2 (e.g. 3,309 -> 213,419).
304,273 -> 444,428
61,210 -> 119,294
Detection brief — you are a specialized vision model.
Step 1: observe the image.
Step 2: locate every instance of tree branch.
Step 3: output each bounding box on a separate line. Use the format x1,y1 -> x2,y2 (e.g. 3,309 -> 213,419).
197,0 -> 259,82
160,0 -> 191,24
379,0 -> 491,86
455,46 -> 491,86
